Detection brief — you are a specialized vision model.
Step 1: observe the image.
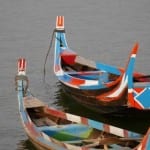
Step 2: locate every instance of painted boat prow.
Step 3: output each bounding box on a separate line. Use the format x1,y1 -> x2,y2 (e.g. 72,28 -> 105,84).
96,42 -> 139,101
56,16 -> 64,30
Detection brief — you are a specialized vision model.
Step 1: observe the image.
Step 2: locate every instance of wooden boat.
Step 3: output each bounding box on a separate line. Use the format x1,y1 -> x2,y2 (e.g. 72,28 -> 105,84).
16,58 -> 150,150
50,16 -> 150,114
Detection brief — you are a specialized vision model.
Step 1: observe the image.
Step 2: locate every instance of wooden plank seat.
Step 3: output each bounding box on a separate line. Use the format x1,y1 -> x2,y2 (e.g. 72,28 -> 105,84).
65,71 -> 109,82
24,97 -> 46,108
33,117 -> 57,126
66,70 -> 106,75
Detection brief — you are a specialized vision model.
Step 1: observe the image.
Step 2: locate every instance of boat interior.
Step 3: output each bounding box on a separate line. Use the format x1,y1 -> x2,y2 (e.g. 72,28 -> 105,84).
61,51 -> 119,82
24,98 -> 140,148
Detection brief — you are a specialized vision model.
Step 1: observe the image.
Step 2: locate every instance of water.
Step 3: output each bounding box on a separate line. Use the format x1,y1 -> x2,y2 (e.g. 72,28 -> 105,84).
0,0 -> 150,149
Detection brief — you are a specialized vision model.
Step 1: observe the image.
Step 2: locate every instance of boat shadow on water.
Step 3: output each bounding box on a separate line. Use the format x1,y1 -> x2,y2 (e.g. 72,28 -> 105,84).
17,139 -> 37,150
52,82 -> 150,134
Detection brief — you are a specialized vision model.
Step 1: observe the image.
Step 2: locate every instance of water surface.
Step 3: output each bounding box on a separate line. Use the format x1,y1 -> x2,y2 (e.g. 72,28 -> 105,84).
0,0 -> 150,149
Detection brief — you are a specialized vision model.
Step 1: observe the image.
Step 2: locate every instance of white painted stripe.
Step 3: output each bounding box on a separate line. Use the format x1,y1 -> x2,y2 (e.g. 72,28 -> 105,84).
56,16 -> 64,29
107,75 -> 128,97
131,54 -> 136,58
134,94 -> 145,109
128,88 -> 133,93
66,113 -> 81,123
56,70 -> 64,76
84,80 -> 99,86
109,126 -> 124,137
18,71 -> 26,75
27,115 -> 32,123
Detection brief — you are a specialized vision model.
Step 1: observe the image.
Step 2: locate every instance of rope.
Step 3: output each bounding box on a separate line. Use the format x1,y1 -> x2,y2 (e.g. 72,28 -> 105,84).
43,29 -> 55,82
43,29 -> 65,82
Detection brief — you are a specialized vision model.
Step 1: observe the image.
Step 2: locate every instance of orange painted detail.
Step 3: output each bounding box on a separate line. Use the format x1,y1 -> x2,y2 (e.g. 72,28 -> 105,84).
56,16 -> 64,29
131,42 -> 139,55
128,93 -> 143,109
69,78 -> 85,85
96,77 -> 123,102
105,77 -> 121,88
45,107 -> 66,119
97,89 -> 126,102
134,88 -> 144,93
81,117 -> 88,125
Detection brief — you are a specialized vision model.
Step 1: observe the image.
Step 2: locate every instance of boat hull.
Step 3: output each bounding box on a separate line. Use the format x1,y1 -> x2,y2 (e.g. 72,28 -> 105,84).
60,82 -> 127,114
52,16 -> 150,116
60,83 -> 150,117
28,135 -> 51,150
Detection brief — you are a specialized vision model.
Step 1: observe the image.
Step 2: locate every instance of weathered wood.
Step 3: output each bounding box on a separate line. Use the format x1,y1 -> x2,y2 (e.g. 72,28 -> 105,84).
75,56 -> 96,68
33,117 -> 57,126
24,97 -> 45,108
83,136 -> 141,148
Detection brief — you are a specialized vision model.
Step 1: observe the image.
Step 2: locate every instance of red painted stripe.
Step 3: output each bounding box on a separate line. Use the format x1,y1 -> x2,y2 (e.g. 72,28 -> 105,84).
103,124 -> 110,133
135,88 -> 144,93
132,42 -> 139,55
25,122 -> 41,137
123,130 -> 129,138
45,107 -> 67,119
81,117 -> 88,125
69,77 -> 85,85
18,58 -> 26,72
119,42 -> 138,77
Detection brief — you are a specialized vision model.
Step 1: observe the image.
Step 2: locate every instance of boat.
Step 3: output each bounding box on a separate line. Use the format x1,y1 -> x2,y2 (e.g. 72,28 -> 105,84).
46,16 -> 150,114
16,58 -> 150,150
59,42 -> 139,114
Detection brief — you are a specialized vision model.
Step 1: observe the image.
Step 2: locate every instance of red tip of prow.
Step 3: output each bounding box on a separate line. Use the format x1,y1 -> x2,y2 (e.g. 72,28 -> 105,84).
56,16 -> 64,30
18,58 -> 26,74
132,42 -> 139,55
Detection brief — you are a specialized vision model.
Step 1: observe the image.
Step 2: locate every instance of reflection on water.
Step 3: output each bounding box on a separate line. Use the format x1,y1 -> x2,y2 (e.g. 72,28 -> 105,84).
53,82 -> 107,120
17,139 -> 37,150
